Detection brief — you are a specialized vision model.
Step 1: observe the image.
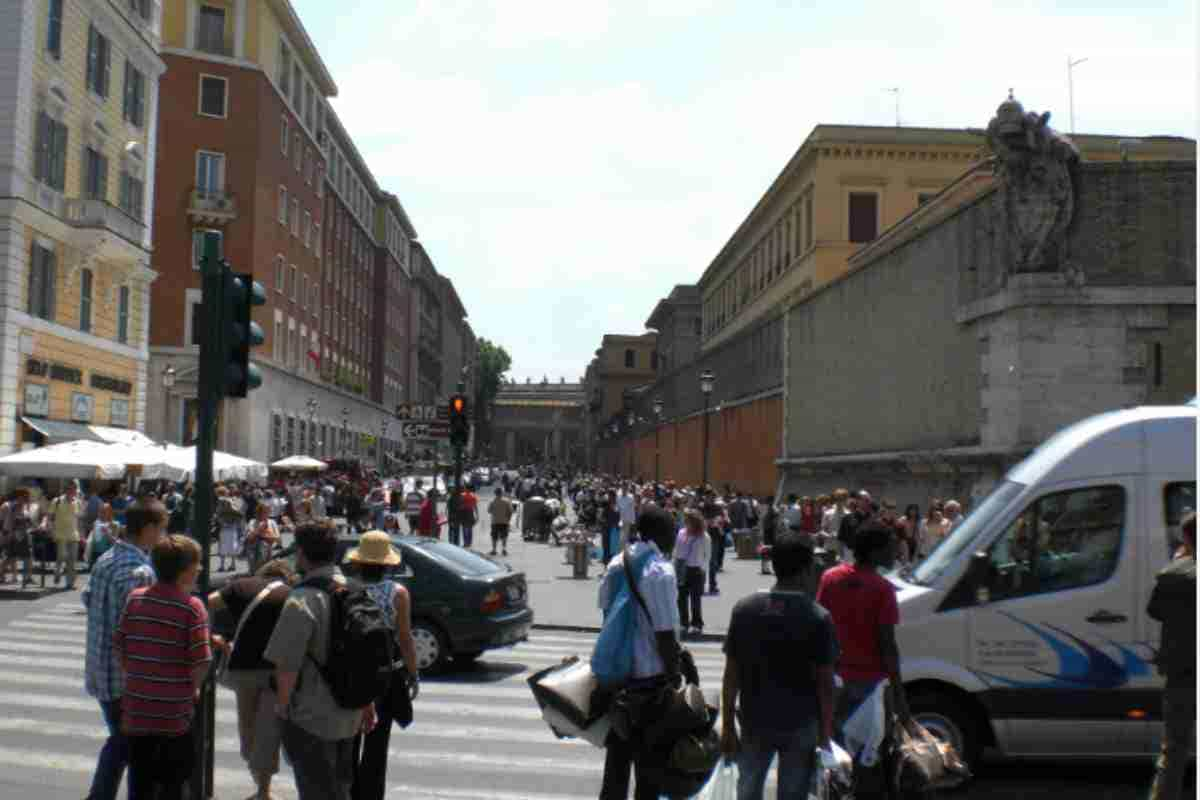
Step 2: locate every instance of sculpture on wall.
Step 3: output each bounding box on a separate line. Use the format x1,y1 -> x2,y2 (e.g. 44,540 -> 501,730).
986,90 -> 1080,273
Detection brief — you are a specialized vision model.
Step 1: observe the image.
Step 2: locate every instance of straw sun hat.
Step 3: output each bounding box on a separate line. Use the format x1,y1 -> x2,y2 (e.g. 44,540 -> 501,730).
346,530 -> 401,566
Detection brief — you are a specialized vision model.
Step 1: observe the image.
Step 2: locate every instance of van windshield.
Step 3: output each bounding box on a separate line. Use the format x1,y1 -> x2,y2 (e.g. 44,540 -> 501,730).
909,480 -> 1025,586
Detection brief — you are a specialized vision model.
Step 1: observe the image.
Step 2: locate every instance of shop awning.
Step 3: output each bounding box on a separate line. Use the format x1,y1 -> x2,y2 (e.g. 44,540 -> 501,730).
21,417 -> 157,446
21,417 -> 106,443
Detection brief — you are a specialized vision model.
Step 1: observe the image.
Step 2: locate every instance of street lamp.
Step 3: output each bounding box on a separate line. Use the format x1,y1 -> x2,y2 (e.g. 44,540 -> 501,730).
161,365 -> 176,445
653,397 -> 663,483
700,370 -> 715,487
379,417 -> 390,470
306,398 -> 318,457
341,407 -> 349,458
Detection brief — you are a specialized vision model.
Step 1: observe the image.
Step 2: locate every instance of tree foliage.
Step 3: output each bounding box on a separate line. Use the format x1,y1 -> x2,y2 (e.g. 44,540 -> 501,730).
474,338 -> 512,420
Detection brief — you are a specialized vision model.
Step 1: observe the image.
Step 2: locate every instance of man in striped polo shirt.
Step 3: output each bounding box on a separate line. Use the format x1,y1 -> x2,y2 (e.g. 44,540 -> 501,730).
82,497 -> 164,800
114,534 -> 215,800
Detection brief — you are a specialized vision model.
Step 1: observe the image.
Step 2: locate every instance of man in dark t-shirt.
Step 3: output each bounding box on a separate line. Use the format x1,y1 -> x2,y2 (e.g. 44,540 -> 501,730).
722,533 -> 837,799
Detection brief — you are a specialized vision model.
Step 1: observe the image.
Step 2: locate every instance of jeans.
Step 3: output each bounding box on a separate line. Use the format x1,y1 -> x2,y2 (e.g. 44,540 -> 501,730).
677,566 -> 705,630
462,522 -> 474,549
708,528 -> 724,590
448,523 -> 462,547
128,728 -> 194,800
1150,685 -> 1197,800
281,719 -> 355,800
87,699 -> 133,800
351,697 -> 393,800
736,720 -> 819,800
600,730 -> 665,800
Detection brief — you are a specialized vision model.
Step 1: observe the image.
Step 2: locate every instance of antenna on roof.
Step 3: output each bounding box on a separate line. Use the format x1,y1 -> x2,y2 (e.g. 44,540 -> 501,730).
885,88 -> 901,127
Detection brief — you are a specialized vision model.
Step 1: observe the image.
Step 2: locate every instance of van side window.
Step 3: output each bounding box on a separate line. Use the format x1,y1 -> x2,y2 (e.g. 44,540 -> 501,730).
984,486 -> 1125,603
1163,481 -> 1196,560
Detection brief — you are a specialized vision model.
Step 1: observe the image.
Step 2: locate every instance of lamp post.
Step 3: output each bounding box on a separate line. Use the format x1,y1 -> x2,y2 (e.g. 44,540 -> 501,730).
653,397 -> 663,483
161,365 -> 176,444
379,417 -> 389,471
341,407 -> 349,458
700,370 -> 715,487
306,398 -> 318,457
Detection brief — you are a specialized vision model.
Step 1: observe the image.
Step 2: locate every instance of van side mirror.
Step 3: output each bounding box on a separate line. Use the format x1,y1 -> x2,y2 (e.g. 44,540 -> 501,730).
967,551 -> 991,605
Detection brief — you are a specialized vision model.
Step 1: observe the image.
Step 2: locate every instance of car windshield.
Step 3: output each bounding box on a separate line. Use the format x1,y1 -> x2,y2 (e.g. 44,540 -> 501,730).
412,541 -> 507,576
909,480 -> 1025,587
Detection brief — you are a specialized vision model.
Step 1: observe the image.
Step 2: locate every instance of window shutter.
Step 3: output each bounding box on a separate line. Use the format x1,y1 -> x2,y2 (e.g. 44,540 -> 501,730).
34,112 -> 48,182
98,154 -> 109,201
101,38 -> 111,96
86,26 -> 96,89
54,122 -> 67,190
45,247 -> 56,321
28,244 -> 42,315
123,61 -> 131,119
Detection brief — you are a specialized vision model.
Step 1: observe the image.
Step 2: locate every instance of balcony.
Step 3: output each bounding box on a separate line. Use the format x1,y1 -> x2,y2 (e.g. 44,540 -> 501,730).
188,188 -> 237,224
64,198 -> 146,244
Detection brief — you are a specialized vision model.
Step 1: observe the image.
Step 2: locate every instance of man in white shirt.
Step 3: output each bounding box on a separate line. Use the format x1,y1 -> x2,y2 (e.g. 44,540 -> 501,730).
944,499 -> 965,532
616,484 -> 637,549
596,506 -> 682,800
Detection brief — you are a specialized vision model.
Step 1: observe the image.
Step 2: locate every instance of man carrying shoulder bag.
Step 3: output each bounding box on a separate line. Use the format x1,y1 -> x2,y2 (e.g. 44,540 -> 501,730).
596,507 -> 685,800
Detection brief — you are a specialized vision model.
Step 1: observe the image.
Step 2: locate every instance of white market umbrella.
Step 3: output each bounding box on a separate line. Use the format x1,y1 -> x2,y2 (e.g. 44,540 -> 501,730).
160,446 -> 269,483
0,440 -> 186,482
270,455 -> 328,472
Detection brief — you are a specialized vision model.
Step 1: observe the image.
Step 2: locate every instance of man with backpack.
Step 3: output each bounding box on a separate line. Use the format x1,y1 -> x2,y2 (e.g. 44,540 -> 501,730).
264,522 -> 390,800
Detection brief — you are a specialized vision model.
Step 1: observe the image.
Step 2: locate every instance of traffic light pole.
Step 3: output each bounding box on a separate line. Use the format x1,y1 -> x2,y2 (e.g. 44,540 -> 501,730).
190,235 -> 224,800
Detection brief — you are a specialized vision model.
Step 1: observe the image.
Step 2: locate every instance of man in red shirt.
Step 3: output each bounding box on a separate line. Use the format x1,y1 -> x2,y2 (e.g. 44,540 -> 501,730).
418,489 -> 441,538
816,519 -> 913,796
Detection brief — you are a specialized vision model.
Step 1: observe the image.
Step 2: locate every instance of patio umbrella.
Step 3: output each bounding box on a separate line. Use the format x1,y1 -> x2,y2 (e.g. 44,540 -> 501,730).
270,455 -> 328,472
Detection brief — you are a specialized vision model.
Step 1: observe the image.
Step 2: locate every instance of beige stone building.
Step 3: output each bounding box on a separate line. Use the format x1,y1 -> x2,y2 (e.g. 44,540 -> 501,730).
0,0 -> 165,454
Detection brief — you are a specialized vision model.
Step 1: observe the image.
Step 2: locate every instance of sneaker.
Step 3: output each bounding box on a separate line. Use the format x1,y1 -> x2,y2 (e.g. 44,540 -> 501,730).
489,550 -> 497,556
692,626 -> 704,637
502,550 -> 508,556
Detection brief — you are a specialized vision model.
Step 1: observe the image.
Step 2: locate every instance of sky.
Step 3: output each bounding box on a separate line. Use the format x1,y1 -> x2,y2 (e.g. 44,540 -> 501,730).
295,0 -> 1197,383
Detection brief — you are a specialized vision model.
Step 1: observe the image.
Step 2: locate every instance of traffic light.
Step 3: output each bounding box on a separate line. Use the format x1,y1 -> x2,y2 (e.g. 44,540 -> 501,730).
225,272 -> 265,397
448,393 -> 469,448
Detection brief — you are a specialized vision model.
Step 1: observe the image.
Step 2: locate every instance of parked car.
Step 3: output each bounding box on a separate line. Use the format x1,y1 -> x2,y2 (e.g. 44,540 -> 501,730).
277,533 -> 532,672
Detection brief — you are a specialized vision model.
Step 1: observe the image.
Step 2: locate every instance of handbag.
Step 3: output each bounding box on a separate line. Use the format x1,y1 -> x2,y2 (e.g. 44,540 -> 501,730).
216,581 -> 283,689
387,663 -> 414,729
892,719 -> 946,797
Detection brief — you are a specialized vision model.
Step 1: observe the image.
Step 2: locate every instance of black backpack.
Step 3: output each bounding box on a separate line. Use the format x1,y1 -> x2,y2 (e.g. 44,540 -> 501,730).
300,575 -> 395,709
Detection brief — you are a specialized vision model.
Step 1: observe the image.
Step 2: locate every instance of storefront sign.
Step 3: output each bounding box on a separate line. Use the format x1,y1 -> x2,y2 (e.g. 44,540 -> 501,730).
27,358 -> 87,386
71,392 -> 94,423
24,384 -> 49,417
91,373 -> 132,395
110,398 -> 130,428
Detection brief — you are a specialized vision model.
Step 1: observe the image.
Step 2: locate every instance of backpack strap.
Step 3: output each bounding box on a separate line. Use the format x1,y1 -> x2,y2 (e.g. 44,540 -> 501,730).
620,547 -> 654,626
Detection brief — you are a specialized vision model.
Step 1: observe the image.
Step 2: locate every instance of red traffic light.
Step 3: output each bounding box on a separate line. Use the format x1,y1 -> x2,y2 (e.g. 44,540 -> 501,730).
450,395 -> 466,415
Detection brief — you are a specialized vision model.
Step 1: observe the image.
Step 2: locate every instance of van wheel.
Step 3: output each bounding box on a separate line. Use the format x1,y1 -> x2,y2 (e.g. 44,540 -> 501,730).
908,690 -> 983,774
411,620 -> 448,673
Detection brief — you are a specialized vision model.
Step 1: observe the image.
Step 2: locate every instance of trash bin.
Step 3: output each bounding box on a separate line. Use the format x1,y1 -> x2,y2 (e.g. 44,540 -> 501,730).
570,541 -> 589,579
734,529 -> 761,559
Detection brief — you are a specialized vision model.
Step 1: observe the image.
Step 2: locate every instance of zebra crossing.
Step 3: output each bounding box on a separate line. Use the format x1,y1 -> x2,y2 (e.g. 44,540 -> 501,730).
0,601 -> 731,799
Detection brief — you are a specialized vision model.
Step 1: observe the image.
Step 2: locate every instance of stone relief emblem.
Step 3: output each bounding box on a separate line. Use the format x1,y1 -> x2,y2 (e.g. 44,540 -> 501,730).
986,90 -> 1080,273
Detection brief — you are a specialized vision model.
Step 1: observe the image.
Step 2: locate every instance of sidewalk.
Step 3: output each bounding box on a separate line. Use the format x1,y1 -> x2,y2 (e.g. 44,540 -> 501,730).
504,531 -> 774,638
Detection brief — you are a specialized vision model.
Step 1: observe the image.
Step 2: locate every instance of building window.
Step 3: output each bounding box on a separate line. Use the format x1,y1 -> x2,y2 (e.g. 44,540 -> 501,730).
313,223 -> 321,257
117,285 -> 130,344
199,75 -> 228,118
291,64 -> 302,108
86,24 -> 111,97
271,414 -> 282,460
79,268 -> 94,333
290,199 -> 299,236
304,82 -> 314,131
303,211 -> 312,248
272,316 -> 283,361
274,254 -> 285,292
278,40 -> 291,94
129,0 -> 151,21
285,416 -> 295,457
300,273 -> 308,308
293,134 -> 301,171
290,265 -> 298,301
196,5 -> 228,55
196,150 -> 224,195
27,242 -> 56,321
192,229 -> 222,269
34,112 -> 68,191
46,0 -> 63,58
624,349 -> 634,368
804,195 -> 814,251
83,147 -> 108,201
281,115 -> 289,155
118,171 -> 143,218
849,192 -> 878,243
278,185 -> 287,224
122,61 -> 145,127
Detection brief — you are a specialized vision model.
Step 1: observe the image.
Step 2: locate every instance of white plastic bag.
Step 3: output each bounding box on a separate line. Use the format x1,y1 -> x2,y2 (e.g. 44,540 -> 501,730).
810,742 -> 854,800
695,760 -> 737,800
842,678 -> 889,766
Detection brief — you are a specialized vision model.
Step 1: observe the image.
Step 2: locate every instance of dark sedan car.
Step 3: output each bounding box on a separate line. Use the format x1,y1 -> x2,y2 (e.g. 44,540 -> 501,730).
277,534 -> 533,672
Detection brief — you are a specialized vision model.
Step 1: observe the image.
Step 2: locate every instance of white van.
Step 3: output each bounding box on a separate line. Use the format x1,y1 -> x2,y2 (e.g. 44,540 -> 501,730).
892,403 -> 1196,768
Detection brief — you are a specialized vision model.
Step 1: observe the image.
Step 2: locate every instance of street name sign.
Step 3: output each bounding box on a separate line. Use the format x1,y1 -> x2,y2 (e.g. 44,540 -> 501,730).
399,421 -> 450,440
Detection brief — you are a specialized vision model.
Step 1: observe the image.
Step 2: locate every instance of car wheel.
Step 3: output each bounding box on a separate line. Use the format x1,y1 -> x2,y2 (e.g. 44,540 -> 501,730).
908,690 -> 983,774
411,620 -> 448,673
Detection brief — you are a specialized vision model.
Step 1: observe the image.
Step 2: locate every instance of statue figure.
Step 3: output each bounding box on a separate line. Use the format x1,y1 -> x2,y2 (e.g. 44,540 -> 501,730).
985,90 -> 1080,273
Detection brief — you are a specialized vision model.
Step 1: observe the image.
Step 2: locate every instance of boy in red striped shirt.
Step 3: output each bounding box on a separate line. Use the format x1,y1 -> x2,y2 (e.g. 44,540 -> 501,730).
115,534 -> 216,800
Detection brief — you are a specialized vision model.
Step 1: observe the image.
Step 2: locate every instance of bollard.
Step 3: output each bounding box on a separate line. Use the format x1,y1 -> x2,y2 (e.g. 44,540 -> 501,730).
571,541 -> 589,579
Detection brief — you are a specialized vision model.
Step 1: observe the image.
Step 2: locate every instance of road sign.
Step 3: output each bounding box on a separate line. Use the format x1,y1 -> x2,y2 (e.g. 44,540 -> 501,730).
394,404 -> 449,422
399,421 -> 450,439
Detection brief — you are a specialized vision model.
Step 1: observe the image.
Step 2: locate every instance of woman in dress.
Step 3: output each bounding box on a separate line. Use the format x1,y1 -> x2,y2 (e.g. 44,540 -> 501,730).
346,532 -> 418,800
920,501 -> 950,560
243,503 -> 280,576
216,486 -> 243,572
85,503 -> 119,568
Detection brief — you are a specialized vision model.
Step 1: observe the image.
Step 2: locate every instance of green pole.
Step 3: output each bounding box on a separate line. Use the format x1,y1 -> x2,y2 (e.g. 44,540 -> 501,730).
190,233 -> 225,800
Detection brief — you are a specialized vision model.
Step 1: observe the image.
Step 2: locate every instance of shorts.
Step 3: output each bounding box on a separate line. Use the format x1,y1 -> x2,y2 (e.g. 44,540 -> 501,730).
491,524 -> 510,540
